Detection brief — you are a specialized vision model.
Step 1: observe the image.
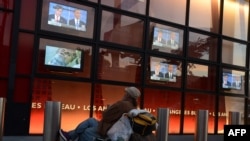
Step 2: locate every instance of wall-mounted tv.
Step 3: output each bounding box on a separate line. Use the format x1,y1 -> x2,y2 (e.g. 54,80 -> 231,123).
44,45 -> 84,72
150,61 -> 177,82
47,2 -> 87,31
152,27 -> 180,50
222,72 -> 242,90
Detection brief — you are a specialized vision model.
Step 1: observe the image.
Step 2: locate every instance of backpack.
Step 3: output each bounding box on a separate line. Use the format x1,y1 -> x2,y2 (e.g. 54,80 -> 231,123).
129,112 -> 157,136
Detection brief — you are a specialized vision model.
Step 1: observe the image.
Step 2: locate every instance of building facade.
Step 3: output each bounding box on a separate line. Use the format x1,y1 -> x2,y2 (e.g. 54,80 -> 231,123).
0,0 -> 250,136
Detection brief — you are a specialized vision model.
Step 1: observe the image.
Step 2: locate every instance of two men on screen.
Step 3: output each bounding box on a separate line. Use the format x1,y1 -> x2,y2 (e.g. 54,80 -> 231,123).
48,5 -> 67,25
151,62 -> 176,81
69,9 -> 86,31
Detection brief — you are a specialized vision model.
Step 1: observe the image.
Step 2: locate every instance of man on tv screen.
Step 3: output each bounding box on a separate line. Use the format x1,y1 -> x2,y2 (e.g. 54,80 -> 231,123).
153,29 -> 167,47
166,32 -> 179,50
69,9 -> 86,31
165,64 -> 176,81
222,73 -> 232,88
151,62 -> 164,80
48,4 -> 67,26
232,75 -> 241,89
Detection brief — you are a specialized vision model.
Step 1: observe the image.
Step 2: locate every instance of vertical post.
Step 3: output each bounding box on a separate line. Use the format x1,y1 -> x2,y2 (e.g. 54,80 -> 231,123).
228,111 -> 240,125
156,108 -> 170,141
0,98 -> 6,141
43,101 -> 62,141
194,110 -> 208,141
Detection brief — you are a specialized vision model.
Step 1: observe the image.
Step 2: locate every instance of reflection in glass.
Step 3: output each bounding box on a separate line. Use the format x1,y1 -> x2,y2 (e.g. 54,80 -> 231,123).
222,39 -> 246,67
189,0 -> 220,33
144,88 -> 181,133
218,96 -> 245,133
188,32 -> 218,61
223,0 -> 249,40
186,63 -> 216,91
100,10 -> 144,48
98,48 -> 142,83
29,79 -> 91,134
149,0 -> 186,25
184,93 -> 215,133
101,0 -> 146,15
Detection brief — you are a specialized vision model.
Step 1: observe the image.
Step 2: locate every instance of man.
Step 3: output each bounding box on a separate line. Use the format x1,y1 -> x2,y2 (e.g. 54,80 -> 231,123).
232,75 -> 241,89
48,4 -> 67,25
59,87 -> 141,141
166,32 -> 179,49
165,64 -> 176,80
153,29 -> 167,46
222,73 -> 232,88
69,9 -> 86,31
151,62 -> 164,80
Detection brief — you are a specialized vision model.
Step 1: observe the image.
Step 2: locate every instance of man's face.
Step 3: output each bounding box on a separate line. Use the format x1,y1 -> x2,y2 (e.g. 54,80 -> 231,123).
55,8 -> 63,16
57,49 -> 75,64
74,10 -> 81,19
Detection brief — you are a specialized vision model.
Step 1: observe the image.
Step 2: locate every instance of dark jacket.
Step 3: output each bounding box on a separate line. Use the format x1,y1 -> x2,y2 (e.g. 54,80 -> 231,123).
97,98 -> 136,137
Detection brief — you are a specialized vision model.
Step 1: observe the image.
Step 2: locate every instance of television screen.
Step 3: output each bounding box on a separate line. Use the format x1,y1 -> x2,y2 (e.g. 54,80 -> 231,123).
150,61 -> 177,82
152,27 -> 180,50
47,2 -> 87,32
222,73 -> 242,90
44,45 -> 84,72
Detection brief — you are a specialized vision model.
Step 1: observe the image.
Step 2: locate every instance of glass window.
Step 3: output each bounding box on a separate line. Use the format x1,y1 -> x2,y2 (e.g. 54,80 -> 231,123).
0,0 -> 13,9
184,93 -> 216,133
222,39 -> 246,67
40,0 -> 95,38
149,0 -> 186,25
37,38 -> 92,78
93,84 -> 141,119
101,0 -> 146,15
218,96 -> 245,133
222,0 -> 249,41
147,56 -> 182,88
16,33 -> 34,74
20,0 -> 36,30
29,79 -> 91,134
221,68 -> 245,95
149,23 -> 184,56
186,63 -> 216,91
97,48 -> 142,83
100,10 -> 144,48
189,0 -> 220,33
188,32 -> 218,61
144,88 -> 181,133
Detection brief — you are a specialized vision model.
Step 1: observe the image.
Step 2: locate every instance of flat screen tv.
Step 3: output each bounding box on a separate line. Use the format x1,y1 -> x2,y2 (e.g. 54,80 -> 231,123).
44,45 -> 84,72
150,61 -> 177,82
46,2 -> 88,32
222,72 -> 242,90
152,27 -> 180,50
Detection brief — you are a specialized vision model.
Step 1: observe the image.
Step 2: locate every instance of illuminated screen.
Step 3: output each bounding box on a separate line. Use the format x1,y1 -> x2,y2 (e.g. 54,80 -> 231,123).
222,72 -> 242,90
47,2 -> 87,32
44,45 -> 84,72
150,60 -> 177,82
152,27 -> 180,50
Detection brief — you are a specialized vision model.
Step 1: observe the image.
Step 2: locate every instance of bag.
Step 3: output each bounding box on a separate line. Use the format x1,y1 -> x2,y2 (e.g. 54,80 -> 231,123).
107,113 -> 133,141
129,112 -> 157,136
